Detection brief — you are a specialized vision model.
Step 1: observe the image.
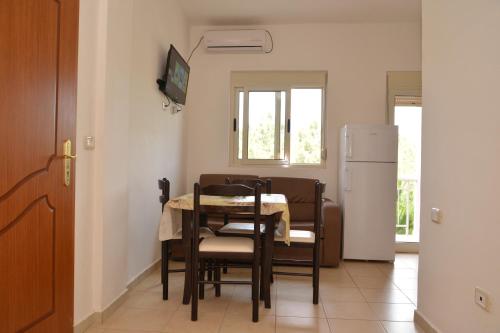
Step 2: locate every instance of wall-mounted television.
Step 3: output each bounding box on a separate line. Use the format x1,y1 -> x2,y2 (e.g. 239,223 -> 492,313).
157,45 -> 190,105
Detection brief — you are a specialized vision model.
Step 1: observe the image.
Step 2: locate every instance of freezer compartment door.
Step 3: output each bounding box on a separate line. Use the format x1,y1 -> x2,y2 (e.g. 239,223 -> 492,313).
343,125 -> 398,162
342,162 -> 397,261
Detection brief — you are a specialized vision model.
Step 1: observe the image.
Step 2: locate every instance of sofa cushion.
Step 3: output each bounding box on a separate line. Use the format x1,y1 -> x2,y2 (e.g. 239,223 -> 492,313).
263,177 -> 319,221
263,177 -> 317,203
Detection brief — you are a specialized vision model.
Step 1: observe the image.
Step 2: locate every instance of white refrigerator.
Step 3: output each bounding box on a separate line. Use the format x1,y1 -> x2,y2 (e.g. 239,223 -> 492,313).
339,124 -> 398,261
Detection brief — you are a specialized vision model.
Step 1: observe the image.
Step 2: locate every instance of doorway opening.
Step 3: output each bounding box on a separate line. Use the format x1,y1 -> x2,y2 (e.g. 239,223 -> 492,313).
394,96 -> 422,243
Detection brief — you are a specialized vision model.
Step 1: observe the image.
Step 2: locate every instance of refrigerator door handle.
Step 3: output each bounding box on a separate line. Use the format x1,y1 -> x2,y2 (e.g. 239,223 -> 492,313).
346,132 -> 353,158
344,167 -> 352,191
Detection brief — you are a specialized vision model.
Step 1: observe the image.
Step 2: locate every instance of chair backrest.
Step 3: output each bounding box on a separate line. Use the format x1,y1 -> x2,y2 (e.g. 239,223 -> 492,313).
313,181 -> 326,238
227,178 -> 272,194
199,174 -> 258,189
201,183 -> 255,197
193,182 -> 262,253
158,178 -> 170,212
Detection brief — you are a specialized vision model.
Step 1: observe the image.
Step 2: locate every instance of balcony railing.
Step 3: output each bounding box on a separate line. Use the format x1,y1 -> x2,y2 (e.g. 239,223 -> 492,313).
396,178 -> 418,237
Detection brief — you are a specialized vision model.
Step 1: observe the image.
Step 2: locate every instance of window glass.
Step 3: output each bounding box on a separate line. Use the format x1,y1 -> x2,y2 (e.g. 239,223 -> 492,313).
247,91 -> 279,160
237,91 -> 244,159
290,89 -> 322,164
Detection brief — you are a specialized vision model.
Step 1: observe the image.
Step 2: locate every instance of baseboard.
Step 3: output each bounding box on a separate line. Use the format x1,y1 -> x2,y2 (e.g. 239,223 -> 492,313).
73,259 -> 161,333
414,309 -> 440,333
127,259 -> 161,289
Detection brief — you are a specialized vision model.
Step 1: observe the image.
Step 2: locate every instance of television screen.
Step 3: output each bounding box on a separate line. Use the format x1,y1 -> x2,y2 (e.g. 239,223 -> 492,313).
158,45 -> 190,105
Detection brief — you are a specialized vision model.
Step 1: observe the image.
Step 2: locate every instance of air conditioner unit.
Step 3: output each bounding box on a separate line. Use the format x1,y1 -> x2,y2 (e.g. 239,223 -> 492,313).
203,30 -> 268,53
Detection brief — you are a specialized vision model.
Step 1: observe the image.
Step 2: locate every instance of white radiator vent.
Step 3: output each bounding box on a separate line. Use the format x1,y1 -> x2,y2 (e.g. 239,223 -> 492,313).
203,30 -> 269,53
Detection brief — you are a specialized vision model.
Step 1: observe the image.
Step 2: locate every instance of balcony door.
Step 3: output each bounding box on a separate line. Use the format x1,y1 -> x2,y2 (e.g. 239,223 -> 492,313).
394,96 -> 422,243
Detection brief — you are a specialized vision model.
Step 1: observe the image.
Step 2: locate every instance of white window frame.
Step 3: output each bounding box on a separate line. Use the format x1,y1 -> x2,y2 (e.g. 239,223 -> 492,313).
230,71 -> 327,168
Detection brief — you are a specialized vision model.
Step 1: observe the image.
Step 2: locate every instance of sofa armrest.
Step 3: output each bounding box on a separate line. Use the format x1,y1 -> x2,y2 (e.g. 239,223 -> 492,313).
321,198 -> 342,267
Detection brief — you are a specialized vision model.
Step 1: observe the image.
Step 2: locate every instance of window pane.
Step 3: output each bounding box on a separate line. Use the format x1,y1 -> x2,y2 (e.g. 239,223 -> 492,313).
248,91 -> 277,160
237,91 -> 244,159
279,91 -> 286,160
290,89 -> 322,164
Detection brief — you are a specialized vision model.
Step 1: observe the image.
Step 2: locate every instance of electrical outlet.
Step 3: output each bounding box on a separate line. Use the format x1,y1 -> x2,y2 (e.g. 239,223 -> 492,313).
475,287 -> 489,311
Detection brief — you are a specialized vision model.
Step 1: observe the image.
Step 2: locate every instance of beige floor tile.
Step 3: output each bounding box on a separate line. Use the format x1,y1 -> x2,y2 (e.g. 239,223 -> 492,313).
393,255 -> 419,269
382,321 -> 425,333
328,319 -> 385,333
228,286 -> 276,316
276,294 -> 326,318
359,288 -> 412,304
163,309 -> 226,333
101,307 -> 174,331
343,262 -> 385,278
320,270 -> 357,288
276,316 -> 331,333
320,287 -> 365,303
322,302 -> 378,320
401,289 -> 418,305
392,278 -> 418,291
88,320 -> 161,333
276,280 -> 314,299
133,272 -> 184,293
352,276 -> 398,289
177,290 -> 232,314
83,328 -> 105,333
384,268 -> 418,280
122,290 -> 182,311
369,303 -> 416,322
219,312 -> 276,333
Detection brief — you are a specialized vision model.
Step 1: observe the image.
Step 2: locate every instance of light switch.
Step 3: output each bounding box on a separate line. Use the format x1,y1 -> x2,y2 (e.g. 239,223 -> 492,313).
84,136 -> 95,150
431,208 -> 441,223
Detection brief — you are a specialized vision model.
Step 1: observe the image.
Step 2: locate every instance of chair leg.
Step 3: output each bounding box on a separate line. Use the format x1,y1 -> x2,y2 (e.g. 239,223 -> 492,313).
252,259 -> 260,322
161,241 -> 169,300
312,244 -> 320,305
215,262 -> 221,297
191,259 -> 198,321
199,259 -> 205,300
223,260 -> 228,274
207,260 -> 213,282
260,244 -> 265,300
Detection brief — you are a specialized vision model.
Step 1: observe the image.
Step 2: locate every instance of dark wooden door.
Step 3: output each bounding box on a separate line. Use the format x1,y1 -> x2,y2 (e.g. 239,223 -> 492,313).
0,0 -> 79,332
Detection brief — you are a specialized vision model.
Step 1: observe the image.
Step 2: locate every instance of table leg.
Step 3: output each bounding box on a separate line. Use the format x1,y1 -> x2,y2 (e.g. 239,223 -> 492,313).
263,215 -> 275,308
182,210 -> 192,305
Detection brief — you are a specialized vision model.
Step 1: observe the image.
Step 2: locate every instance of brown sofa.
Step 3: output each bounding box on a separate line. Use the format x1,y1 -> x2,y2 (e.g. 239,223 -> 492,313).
197,174 -> 341,267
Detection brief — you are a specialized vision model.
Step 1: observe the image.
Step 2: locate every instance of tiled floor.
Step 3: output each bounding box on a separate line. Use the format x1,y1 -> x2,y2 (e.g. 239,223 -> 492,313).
86,254 -> 423,333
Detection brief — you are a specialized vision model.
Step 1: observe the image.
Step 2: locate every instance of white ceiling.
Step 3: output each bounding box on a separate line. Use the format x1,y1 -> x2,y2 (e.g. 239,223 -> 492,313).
178,0 -> 421,25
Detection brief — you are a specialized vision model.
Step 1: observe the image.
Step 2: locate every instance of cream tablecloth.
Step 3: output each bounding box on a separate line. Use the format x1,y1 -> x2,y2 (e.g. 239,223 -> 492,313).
159,193 -> 290,245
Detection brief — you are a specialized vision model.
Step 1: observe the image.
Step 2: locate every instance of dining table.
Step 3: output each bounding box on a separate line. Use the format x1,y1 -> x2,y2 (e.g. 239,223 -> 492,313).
159,192 -> 291,309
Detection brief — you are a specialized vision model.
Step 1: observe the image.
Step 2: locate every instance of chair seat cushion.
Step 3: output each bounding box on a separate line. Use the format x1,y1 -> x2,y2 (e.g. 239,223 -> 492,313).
173,227 -> 214,240
218,222 -> 265,234
276,230 -> 315,244
199,236 -> 254,253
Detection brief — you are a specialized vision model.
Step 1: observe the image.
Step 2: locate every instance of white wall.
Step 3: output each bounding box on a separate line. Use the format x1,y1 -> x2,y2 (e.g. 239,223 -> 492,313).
185,23 -> 421,199
75,0 -> 189,325
418,1 -> 500,332
127,0 -> 189,282
75,0 -> 103,324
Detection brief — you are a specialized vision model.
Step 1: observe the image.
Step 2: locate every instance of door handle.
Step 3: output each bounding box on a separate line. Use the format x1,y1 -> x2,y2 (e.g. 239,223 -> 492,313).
344,167 -> 352,191
61,139 -> 76,186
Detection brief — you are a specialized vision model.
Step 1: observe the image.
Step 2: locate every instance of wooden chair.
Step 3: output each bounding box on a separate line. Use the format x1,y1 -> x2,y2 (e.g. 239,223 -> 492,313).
158,178 -> 214,301
272,181 -> 325,304
216,178 -> 271,235
192,182 -> 262,322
